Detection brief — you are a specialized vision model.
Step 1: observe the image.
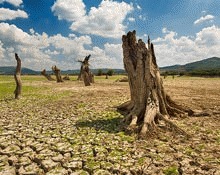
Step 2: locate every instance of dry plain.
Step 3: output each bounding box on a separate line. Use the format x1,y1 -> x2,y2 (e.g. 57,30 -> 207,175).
0,75 -> 219,175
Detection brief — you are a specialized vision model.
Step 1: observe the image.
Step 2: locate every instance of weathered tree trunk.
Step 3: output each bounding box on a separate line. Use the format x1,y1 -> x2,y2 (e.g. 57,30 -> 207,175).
78,55 -> 94,86
41,69 -> 55,81
14,53 -> 22,99
117,31 -> 191,137
82,64 -> 91,86
89,72 -> 94,83
52,66 -> 63,83
77,67 -> 83,81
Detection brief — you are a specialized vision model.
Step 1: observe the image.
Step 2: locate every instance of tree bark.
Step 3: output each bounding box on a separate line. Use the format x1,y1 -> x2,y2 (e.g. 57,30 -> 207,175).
14,53 -> 22,99
117,31 -> 190,136
52,66 -> 64,83
78,55 -> 94,86
41,69 -> 55,81
89,72 -> 94,83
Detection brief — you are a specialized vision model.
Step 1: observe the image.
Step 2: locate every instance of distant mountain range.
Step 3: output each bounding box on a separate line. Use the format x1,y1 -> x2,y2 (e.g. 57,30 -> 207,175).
0,66 -> 126,75
160,57 -> 220,76
0,66 -> 39,75
1,57 -> 220,76
160,57 -> 220,72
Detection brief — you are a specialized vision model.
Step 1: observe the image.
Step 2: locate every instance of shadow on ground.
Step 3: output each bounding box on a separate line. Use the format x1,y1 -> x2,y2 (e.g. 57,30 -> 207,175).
75,117 -> 125,133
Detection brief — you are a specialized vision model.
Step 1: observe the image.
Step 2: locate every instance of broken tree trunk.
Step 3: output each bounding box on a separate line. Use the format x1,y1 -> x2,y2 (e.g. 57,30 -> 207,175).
77,66 -> 83,81
117,31 -> 191,137
89,72 -> 94,83
41,69 -> 55,81
14,53 -> 22,99
52,65 -> 63,83
78,54 -> 94,86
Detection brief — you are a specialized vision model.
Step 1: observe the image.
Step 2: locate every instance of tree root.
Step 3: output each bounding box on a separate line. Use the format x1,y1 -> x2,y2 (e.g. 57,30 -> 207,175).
157,113 -> 190,138
117,101 -> 134,112
117,100 -> 191,138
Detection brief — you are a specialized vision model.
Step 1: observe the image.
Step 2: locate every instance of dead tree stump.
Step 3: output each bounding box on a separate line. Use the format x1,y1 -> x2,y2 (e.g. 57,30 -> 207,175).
14,53 -> 22,99
78,55 -> 94,86
117,31 -> 192,137
41,69 -> 55,81
89,72 -> 94,83
52,65 -> 63,83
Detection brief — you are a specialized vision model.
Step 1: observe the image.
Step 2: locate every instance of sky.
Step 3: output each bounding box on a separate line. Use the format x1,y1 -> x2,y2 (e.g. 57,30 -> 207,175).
0,0 -> 220,70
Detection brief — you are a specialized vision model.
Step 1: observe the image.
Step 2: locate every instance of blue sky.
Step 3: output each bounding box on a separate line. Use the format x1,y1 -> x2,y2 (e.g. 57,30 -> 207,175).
0,0 -> 220,70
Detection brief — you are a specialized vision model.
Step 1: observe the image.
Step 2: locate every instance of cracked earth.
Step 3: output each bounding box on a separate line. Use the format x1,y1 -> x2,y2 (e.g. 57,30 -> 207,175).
0,76 -> 219,175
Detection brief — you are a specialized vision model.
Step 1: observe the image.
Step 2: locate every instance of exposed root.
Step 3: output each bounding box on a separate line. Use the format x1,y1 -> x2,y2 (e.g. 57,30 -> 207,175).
129,115 -> 138,127
190,110 -> 211,117
157,113 -> 190,138
166,95 -> 195,117
117,101 -> 134,112
138,110 -> 190,138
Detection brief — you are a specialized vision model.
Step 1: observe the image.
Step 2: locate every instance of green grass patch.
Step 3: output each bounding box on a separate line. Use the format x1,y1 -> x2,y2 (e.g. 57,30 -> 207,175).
163,166 -> 179,175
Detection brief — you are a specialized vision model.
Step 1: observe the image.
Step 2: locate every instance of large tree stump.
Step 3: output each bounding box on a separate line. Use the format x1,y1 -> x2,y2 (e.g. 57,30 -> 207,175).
14,53 -> 22,99
117,31 -> 191,137
52,65 -> 64,83
41,69 -> 55,81
78,55 -> 94,86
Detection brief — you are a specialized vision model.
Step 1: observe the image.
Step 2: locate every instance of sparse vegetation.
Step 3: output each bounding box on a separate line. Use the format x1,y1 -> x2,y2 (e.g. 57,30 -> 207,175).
0,75 -> 219,174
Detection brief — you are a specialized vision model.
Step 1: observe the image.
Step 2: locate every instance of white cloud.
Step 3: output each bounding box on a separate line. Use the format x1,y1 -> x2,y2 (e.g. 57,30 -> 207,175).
194,14 -> 214,25
153,25 -> 220,67
0,22 -> 124,70
51,0 -> 86,21
0,8 -> 28,20
0,0 -> 23,6
138,15 -> 146,21
52,0 -> 133,38
137,4 -> 141,10
0,41 -> 6,60
162,27 -> 168,34
195,25 -> 220,45
128,17 -> 135,22
0,23 -> 54,69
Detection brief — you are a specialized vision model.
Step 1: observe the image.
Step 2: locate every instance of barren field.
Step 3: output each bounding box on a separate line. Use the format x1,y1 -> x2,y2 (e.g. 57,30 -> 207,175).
0,75 -> 219,175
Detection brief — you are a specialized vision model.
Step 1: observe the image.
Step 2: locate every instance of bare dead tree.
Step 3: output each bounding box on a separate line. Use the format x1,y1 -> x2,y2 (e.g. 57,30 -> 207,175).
78,55 -> 94,86
52,65 -> 64,83
41,69 -> 55,81
117,31 -> 194,137
14,53 -> 22,99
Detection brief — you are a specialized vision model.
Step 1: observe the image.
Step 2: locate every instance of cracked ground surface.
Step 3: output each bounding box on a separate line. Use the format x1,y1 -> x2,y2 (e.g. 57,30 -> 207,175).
0,75 -> 220,175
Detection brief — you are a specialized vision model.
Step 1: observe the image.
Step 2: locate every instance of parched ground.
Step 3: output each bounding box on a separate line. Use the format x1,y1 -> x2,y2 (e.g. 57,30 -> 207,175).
0,75 -> 219,175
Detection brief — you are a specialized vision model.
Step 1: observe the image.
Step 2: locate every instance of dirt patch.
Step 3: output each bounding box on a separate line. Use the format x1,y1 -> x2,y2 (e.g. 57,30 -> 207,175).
0,76 -> 219,174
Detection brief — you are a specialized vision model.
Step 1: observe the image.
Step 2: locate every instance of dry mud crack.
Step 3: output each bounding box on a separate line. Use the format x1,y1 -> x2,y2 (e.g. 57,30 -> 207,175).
0,77 -> 220,175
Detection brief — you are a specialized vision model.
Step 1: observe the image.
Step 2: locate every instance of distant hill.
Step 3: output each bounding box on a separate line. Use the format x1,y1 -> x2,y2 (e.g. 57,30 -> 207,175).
0,66 -> 39,75
160,57 -> 220,76
1,57 -> 219,76
0,67 -> 126,75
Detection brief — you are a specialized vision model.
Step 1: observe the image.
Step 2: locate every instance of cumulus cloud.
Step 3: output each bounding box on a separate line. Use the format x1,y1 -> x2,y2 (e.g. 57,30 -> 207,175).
0,0 -> 23,6
0,22 -> 123,70
153,25 -> 220,67
52,0 -> 133,38
51,0 -> 86,21
137,4 -> 141,10
138,15 -> 146,21
0,8 -> 28,20
128,17 -> 135,22
194,14 -> 214,25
